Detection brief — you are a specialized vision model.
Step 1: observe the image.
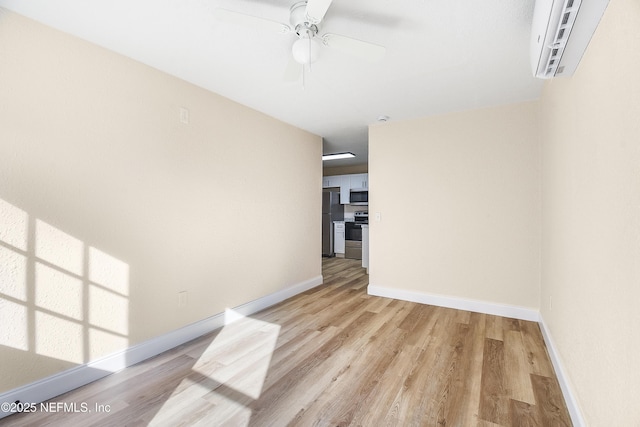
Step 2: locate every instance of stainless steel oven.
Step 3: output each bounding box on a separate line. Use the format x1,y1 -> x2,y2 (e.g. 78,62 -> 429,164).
344,212 -> 368,259
345,240 -> 362,260
345,222 -> 363,241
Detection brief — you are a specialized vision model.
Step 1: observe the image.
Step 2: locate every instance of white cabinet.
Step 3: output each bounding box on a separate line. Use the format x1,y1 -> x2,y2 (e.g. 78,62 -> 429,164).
349,173 -> 368,190
330,173 -> 368,204
322,175 -> 349,204
340,176 -> 350,205
334,221 -> 345,255
322,175 -> 343,188
346,173 -> 369,204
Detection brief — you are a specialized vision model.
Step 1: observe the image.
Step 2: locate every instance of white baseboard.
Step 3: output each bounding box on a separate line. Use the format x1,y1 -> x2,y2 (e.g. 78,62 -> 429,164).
226,275 -> 323,319
367,284 -> 540,321
367,284 -> 585,426
0,274 -> 323,419
538,314 -> 586,427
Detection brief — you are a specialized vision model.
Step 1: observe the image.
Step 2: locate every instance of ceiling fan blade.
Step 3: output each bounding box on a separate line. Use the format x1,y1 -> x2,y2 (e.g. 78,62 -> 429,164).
305,0 -> 333,24
321,33 -> 386,62
214,8 -> 291,34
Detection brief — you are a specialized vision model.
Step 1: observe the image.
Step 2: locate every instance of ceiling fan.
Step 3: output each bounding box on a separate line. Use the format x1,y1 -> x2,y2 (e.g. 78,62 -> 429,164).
214,0 -> 386,80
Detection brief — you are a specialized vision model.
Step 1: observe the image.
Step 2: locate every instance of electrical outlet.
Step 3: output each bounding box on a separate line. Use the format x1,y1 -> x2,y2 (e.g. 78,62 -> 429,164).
178,291 -> 188,308
375,212 -> 381,222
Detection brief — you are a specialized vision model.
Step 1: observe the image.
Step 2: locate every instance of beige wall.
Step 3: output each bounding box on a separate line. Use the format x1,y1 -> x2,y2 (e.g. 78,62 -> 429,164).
0,10 -> 321,392
369,102 -> 540,309
539,0 -> 640,424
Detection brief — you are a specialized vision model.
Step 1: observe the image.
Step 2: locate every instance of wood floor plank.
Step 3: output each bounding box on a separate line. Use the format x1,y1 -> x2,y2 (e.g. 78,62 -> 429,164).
361,294 -> 393,313
1,258 -> 572,427
351,307 -> 444,425
503,317 -> 521,332
485,314 -> 504,341
531,374 -> 572,427
519,320 -> 555,378
260,326 -> 341,393
510,399 -> 542,427
248,311 -> 379,425
293,327 -> 408,426
349,341 -> 417,426
405,309 -> 463,426
458,312 -> 487,426
479,337 -> 509,425
278,306 -> 406,425
382,336 -> 444,425
503,330 -> 537,404
437,317 -> 485,426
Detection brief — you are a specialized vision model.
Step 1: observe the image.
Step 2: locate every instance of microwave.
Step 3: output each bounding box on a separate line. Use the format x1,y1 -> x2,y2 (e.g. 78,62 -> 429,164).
350,190 -> 368,205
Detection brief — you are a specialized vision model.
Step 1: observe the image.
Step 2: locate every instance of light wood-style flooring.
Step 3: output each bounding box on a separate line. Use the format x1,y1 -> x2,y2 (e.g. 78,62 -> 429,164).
2,258 -> 571,426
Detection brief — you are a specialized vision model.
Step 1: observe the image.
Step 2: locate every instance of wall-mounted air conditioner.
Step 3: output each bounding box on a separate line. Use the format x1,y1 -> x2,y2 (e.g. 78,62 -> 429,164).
530,0 -> 610,79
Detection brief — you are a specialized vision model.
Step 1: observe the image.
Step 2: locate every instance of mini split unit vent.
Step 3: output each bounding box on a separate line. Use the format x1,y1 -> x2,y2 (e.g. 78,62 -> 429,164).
531,0 -> 610,79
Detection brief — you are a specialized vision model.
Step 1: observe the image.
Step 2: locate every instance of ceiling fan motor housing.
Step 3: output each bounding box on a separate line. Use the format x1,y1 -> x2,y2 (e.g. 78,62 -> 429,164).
290,1 -> 320,38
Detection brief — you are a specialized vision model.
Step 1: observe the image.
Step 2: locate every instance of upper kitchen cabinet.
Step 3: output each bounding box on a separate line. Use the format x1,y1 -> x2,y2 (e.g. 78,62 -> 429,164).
322,175 -> 343,188
340,176 -> 350,204
349,174 -> 368,191
323,173 -> 368,204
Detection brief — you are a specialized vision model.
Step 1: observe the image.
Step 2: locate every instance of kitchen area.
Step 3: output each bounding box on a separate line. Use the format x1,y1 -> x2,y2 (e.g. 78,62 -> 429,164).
322,173 -> 369,273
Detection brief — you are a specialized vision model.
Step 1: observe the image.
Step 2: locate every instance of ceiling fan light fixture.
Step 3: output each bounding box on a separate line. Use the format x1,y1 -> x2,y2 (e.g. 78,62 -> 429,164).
292,37 -> 319,64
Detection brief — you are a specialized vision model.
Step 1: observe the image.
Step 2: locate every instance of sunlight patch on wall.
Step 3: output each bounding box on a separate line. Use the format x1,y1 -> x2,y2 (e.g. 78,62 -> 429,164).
89,247 -> 129,296
35,219 -> 83,276
0,197 -> 131,374
35,311 -> 84,364
89,286 -> 129,336
0,245 -> 26,301
0,200 -> 28,352
88,247 -> 130,358
35,262 -> 83,320
0,198 -> 27,251
0,300 -> 28,351
33,219 -> 86,364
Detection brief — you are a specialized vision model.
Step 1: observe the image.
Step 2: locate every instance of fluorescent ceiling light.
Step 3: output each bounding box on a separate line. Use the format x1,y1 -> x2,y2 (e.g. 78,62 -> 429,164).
322,152 -> 355,161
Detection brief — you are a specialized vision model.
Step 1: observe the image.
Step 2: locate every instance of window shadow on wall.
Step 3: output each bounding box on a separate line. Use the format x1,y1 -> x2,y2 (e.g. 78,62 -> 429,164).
0,198 -> 130,394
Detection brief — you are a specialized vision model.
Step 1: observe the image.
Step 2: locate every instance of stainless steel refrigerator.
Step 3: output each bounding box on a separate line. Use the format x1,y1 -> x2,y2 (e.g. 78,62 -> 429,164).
322,191 -> 344,257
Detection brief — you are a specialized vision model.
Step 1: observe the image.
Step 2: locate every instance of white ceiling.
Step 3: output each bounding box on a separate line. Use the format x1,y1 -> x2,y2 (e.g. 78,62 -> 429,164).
0,0 -> 544,166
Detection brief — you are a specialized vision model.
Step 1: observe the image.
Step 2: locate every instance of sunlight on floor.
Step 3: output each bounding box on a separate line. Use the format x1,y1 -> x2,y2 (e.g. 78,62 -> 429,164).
150,309 -> 281,426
